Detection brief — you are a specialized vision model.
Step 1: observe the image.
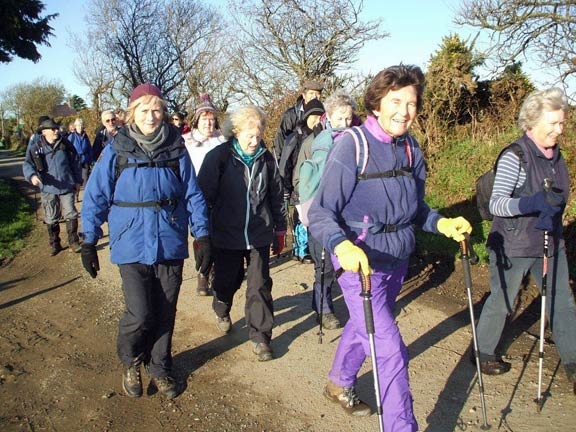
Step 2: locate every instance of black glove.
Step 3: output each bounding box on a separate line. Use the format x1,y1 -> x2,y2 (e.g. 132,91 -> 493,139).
518,191 -> 562,216
195,235 -> 212,274
81,243 -> 100,278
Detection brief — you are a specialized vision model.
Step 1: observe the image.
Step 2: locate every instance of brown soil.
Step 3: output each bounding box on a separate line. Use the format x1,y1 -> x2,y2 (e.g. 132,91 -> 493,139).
1,153 -> 575,431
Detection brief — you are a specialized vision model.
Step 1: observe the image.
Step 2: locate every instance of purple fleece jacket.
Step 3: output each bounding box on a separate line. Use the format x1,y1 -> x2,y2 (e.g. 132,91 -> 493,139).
308,116 -> 442,270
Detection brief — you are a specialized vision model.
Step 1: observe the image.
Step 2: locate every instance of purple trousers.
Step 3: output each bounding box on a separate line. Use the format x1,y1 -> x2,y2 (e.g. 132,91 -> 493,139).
329,258 -> 418,432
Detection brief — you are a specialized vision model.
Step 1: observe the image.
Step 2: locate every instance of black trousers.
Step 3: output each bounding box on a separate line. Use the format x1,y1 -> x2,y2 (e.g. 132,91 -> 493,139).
212,246 -> 274,344
117,260 -> 183,378
308,232 -> 338,314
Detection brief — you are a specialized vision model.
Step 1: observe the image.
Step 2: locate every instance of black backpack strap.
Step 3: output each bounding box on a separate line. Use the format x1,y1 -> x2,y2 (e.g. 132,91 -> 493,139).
358,167 -> 413,180
494,142 -> 525,171
115,156 -> 181,183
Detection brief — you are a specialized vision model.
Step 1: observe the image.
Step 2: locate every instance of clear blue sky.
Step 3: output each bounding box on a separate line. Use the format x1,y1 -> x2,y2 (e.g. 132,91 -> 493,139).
0,0 -> 560,106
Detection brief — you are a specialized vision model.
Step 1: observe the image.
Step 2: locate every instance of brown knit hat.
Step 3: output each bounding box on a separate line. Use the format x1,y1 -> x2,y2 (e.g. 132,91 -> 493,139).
192,94 -> 218,124
129,83 -> 163,104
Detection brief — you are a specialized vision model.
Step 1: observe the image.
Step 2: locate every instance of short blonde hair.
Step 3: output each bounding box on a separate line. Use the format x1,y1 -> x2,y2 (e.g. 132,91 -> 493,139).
222,105 -> 267,139
518,87 -> 568,131
125,95 -> 169,125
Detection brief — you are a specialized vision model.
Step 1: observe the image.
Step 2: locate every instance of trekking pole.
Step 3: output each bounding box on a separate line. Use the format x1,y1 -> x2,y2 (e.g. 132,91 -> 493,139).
317,248 -> 326,344
536,178 -> 553,412
460,233 -> 490,430
359,267 -> 384,432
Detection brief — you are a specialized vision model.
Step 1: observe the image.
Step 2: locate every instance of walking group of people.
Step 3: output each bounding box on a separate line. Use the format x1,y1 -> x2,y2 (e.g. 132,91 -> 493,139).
22,64 -> 576,429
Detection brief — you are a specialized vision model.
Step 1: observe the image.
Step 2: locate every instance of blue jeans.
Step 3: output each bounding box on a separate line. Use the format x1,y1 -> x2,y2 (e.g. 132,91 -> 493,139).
476,249 -> 576,376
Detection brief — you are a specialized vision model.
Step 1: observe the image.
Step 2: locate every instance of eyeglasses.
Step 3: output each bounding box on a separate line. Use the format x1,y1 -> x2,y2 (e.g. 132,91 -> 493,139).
105,118 -> 117,123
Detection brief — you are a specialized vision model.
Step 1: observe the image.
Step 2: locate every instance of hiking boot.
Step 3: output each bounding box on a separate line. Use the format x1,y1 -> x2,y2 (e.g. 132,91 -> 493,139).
252,342 -> 273,362
197,273 -> 210,296
122,361 -> 142,398
317,313 -> 341,330
151,375 -> 183,399
69,242 -> 82,253
50,243 -> 62,256
476,359 -> 512,376
323,381 -> 371,416
216,314 -> 231,333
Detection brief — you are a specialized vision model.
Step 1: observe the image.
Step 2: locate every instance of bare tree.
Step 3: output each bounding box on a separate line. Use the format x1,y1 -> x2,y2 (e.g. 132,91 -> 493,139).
226,0 -> 388,105
455,1 -> 576,91
77,0 -> 231,111
2,79 -> 65,135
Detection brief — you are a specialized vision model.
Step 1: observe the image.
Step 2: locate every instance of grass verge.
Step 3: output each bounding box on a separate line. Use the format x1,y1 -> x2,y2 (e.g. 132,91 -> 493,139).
0,178 -> 34,265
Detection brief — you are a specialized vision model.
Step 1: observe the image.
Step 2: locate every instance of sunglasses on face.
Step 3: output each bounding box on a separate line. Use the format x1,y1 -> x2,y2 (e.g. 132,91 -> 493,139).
105,118 -> 117,123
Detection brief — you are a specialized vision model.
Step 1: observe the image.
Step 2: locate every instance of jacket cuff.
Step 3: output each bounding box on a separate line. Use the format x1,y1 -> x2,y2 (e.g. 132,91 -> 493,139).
327,233 -> 348,255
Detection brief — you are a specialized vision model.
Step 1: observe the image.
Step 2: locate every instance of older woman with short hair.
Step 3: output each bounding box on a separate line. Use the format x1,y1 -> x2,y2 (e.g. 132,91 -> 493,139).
197,105 -> 286,361
80,83 -> 211,400
475,88 -> 576,396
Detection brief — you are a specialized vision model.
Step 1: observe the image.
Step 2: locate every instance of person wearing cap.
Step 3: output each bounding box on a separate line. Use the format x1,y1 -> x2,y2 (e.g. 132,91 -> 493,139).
171,111 -> 191,135
68,118 -> 93,186
197,105 -> 286,362
183,93 -> 226,296
273,79 -> 324,160
80,83 -> 211,400
279,98 -> 325,264
22,117 -> 83,256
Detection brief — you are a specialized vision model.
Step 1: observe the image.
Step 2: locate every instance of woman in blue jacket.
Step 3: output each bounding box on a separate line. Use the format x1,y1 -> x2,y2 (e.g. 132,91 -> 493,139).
309,65 -> 472,430
80,83 -> 211,400
68,118 -> 93,185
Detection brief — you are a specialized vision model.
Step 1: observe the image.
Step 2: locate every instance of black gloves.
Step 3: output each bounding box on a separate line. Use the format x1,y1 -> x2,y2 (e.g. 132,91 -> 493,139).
195,235 -> 212,274
81,243 -> 100,278
518,190 -> 563,215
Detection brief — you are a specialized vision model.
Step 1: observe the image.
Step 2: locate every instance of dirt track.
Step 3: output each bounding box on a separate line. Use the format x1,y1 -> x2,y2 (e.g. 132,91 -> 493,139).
1,151 -> 575,431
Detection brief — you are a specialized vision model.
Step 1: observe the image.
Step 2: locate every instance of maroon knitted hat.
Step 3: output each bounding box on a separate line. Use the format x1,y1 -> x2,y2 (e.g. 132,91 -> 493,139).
129,83 -> 163,104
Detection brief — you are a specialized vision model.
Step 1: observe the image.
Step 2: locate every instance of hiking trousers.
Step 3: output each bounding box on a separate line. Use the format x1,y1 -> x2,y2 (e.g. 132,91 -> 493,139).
117,260 -> 183,378
476,249 -> 576,378
328,258 -> 418,432
212,246 -> 274,344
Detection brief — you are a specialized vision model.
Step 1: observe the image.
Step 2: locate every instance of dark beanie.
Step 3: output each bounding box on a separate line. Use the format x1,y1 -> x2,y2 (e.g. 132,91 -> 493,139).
129,83 -> 163,104
303,99 -> 325,119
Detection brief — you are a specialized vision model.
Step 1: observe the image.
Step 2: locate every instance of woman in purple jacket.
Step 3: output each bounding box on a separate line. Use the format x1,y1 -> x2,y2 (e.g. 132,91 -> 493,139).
309,65 -> 472,430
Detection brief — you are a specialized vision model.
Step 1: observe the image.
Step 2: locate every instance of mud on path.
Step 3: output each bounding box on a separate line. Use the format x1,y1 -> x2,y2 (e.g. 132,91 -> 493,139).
1,160 -> 575,431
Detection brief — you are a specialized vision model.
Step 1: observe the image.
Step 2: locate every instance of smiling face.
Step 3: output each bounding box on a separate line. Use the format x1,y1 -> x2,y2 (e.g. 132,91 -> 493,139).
530,109 -> 565,149
329,106 -> 354,129
372,85 -> 418,137
134,97 -> 164,135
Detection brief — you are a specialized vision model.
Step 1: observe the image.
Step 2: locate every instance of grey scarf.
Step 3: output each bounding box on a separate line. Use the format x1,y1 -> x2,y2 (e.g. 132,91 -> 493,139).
128,122 -> 169,158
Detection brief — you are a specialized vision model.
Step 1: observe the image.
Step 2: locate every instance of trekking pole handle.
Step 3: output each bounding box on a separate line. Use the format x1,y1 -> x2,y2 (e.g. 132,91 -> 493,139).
460,233 -> 479,265
359,268 -> 375,335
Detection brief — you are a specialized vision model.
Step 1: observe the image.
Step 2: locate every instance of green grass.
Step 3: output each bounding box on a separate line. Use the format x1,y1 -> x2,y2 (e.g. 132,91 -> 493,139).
0,178 -> 34,264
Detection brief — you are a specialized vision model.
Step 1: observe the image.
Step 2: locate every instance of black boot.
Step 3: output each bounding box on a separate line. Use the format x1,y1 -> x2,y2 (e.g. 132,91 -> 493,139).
47,224 -> 62,256
66,219 -> 82,253
122,359 -> 143,398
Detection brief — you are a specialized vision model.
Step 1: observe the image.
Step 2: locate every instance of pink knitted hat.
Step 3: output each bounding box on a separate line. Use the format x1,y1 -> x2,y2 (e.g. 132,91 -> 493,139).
193,93 -> 218,123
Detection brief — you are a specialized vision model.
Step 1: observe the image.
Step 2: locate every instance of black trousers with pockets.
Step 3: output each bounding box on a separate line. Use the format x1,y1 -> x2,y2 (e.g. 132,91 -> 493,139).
212,246 -> 274,344
117,260 -> 183,378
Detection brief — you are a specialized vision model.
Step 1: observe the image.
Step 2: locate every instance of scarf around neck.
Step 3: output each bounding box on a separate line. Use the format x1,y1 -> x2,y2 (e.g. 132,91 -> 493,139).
128,122 -> 169,157
232,138 -> 264,167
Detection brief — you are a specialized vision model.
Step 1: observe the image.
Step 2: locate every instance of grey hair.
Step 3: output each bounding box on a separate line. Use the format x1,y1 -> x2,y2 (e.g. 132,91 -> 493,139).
518,87 -> 568,131
222,105 -> 267,139
323,89 -> 357,117
74,118 -> 84,126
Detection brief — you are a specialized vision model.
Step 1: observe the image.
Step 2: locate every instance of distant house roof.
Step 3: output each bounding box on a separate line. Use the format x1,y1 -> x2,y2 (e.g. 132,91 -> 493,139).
52,104 -> 77,117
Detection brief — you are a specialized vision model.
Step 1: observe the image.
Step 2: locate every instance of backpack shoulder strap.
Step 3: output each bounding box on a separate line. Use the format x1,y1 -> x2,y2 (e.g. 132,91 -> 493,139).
344,126 -> 369,176
494,142 -> 525,172
114,155 -> 181,183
